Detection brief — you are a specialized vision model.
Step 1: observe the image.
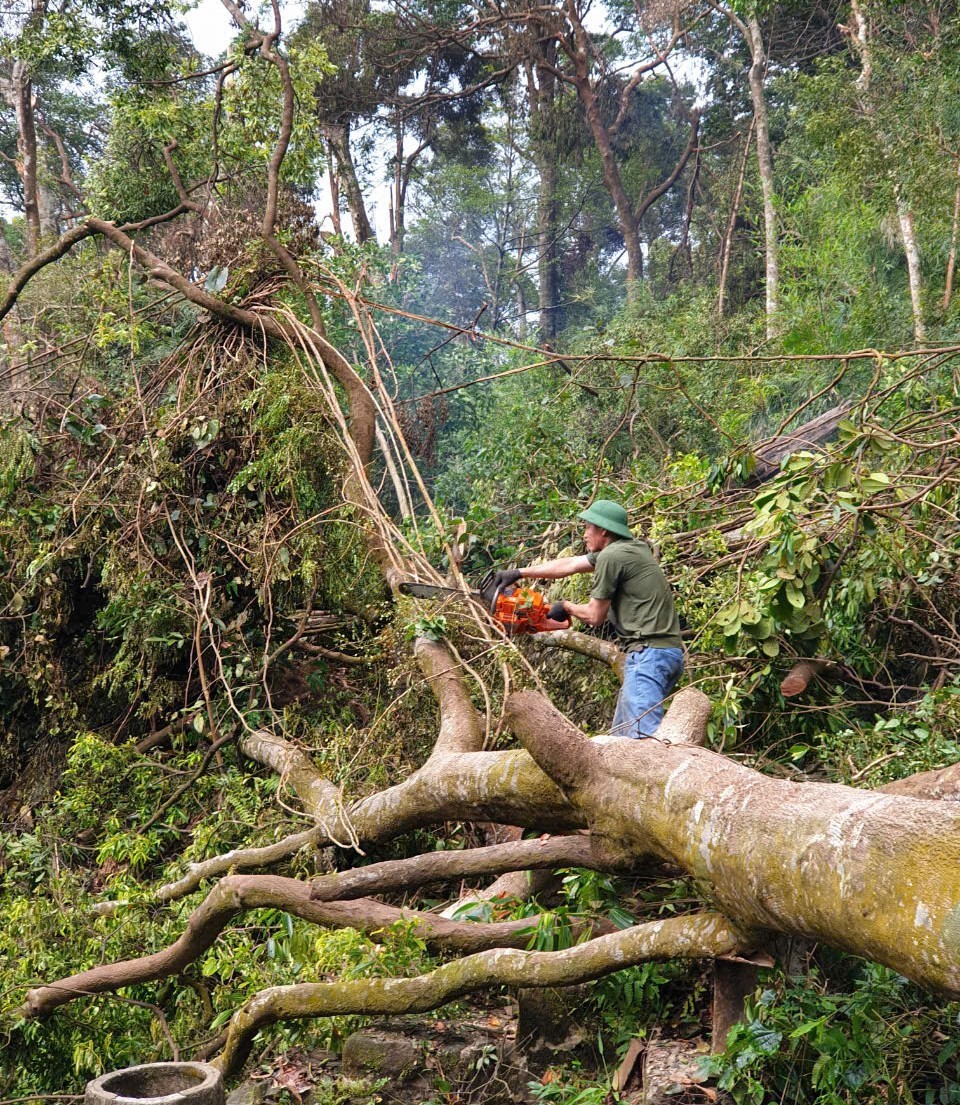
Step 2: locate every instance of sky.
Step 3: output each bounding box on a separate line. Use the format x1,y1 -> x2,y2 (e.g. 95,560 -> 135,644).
182,0 -> 306,58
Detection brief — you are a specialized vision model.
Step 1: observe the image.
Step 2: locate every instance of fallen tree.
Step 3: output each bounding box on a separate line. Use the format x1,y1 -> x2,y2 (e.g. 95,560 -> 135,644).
5,3 -> 960,1093
20,658 -> 960,1076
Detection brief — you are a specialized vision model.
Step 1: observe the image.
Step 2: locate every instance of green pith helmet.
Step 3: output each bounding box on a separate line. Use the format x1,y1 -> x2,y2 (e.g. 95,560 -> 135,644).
578,499 -> 634,540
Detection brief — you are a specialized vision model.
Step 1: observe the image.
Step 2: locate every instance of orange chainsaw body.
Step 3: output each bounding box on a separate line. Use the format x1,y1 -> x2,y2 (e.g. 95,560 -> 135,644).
397,575 -> 563,636
491,585 -> 552,636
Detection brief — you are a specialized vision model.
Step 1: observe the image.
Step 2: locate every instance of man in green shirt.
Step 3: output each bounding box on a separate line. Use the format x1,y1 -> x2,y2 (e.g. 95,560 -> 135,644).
494,499 -> 684,738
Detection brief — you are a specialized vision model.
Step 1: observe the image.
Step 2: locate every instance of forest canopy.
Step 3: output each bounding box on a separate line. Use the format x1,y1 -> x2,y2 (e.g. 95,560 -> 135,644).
4,1 -> 960,1103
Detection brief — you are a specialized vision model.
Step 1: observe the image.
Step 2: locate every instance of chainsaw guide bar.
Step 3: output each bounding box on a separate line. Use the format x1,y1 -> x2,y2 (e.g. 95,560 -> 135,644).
397,582 -> 480,600
398,576 -> 559,636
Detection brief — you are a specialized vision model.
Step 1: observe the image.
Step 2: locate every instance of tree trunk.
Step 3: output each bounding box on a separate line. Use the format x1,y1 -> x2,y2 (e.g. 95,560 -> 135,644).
573,70 -> 644,290
943,163 -> 960,313
563,0 -> 643,292
509,688 -> 960,997
327,137 -> 342,236
536,148 -> 561,341
26,681 -> 960,1061
389,122 -> 403,256
526,52 -> 562,343
746,15 -> 778,340
6,62 -> 42,257
896,188 -> 926,343
718,119 -> 754,318
711,959 -> 759,1052
323,122 -> 375,245
848,0 -> 925,344
0,222 -> 24,409
37,170 -> 59,242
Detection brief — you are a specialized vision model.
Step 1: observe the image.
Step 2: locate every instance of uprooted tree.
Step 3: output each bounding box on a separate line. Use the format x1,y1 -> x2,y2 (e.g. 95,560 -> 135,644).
7,0 -> 960,1093
19,650 -> 960,1078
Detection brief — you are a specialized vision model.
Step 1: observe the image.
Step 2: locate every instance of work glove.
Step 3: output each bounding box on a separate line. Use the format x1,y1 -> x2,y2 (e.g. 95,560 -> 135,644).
492,568 -> 523,590
548,601 -> 569,622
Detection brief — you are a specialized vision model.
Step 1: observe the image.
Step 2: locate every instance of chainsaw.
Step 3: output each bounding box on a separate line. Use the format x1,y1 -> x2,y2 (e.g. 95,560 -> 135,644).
399,570 -> 564,636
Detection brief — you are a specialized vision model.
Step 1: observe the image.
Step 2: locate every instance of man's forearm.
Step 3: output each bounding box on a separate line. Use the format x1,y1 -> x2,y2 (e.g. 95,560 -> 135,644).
519,555 -> 592,580
560,598 -> 610,627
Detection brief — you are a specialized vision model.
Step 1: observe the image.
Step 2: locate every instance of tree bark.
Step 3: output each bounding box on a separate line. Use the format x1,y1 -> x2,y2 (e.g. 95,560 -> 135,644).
717,119 -> 754,318
327,137 -> 343,236
22,674 -> 960,1070
745,15 -> 779,340
213,912 -> 747,1078
943,162 -> 960,313
323,121 -> 375,245
37,169 -> 59,242
711,959 -> 759,1052
508,687 -> 960,997
571,64 -> 644,289
4,62 -> 42,256
897,196 -> 926,342
848,0 -> 926,343
706,3 -> 778,337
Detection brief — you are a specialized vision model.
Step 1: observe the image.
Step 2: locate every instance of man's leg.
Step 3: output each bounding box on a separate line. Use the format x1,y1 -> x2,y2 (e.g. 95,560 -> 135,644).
611,647 -> 685,738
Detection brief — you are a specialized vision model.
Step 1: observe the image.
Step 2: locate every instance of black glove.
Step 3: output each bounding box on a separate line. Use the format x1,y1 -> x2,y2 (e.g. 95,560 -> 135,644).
548,600 -> 569,622
493,568 -> 523,590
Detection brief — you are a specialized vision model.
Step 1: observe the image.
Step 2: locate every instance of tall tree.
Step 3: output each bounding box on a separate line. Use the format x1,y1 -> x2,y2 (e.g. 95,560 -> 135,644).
0,0 -> 186,257
845,0 -> 924,342
705,1 -> 779,338
521,16 -> 570,341
548,0 -> 702,296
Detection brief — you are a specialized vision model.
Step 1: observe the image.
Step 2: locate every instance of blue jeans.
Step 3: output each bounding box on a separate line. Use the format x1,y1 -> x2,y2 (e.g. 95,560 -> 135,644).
611,647 -> 685,738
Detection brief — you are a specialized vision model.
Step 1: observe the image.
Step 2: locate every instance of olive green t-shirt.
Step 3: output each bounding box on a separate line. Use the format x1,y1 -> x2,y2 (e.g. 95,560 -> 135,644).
586,538 -> 682,651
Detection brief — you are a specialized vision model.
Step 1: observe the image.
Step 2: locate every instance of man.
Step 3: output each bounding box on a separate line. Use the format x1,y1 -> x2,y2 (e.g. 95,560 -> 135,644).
495,499 -> 684,738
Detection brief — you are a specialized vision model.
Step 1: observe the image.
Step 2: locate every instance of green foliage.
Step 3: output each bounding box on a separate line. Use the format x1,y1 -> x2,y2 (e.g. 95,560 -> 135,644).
9,3 -> 960,1095
218,38 -> 333,191
709,962 -> 960,1104
84,84 -> 206,222
406,613 -> 449,641
528,1073 -> 613,1105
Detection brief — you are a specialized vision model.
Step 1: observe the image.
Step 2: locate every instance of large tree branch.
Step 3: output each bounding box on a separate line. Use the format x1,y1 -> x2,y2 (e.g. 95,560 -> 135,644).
308,834 -> 599,901
29,684 -> 960,1034
415,637 -> 485,754
534,629 -> 625,678
239,721 -> 581,847
159,641 -> 579,903
880,763 -> 960,802
212,912 -> 750,1077
240,729 -> 342,821
633,110 -> 702,225
608,15 -> 703,137
0,223 -> 96,320
240,637 -> 579,842
157,827 -> 326,902
23,873 -> 600,1019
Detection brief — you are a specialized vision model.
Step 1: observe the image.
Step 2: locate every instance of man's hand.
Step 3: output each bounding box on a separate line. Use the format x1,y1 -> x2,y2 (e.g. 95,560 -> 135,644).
492,568 -> 523,589
548,600 -> 568,622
